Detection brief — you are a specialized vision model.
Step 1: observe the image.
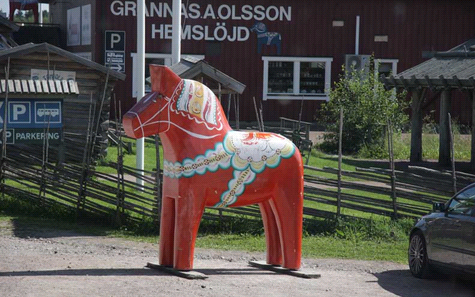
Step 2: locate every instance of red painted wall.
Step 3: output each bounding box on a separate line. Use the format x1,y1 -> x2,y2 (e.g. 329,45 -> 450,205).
91,0 -> 475,124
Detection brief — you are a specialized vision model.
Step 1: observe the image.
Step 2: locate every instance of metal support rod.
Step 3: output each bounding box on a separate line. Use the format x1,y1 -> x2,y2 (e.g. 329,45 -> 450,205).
136,0 -> 146,186
355,16 -> 360,55
172,0 -> 182,65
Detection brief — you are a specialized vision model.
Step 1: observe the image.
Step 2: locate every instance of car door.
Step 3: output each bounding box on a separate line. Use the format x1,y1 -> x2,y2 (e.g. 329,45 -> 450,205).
429,184 -> 475,267
460,188 -> 475,273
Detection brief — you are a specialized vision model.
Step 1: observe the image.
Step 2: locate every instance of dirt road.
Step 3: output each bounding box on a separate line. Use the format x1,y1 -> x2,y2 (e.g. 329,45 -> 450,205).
0,219 -> 473,297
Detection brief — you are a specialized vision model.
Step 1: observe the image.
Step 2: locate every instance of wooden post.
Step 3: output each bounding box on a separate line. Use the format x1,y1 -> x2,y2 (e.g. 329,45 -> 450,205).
471,90 -> 475,171
439,89 -> 451,166
410,88 -> 424,163
448,113 -> 457,194
253,97 -> 262,132
337,108 -> 343,217
1,58 -> 10,197
388,121 -> 397,218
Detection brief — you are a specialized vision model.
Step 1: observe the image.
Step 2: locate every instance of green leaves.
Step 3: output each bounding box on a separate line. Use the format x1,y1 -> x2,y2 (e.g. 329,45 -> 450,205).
320,62 -> 409,155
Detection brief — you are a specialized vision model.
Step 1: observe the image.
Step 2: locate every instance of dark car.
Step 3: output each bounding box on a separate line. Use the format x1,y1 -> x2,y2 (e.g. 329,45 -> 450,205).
408,183 -> 475,278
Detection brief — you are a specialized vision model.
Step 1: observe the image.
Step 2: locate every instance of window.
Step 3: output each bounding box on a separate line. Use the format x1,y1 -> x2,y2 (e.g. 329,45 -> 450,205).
375,59 -> 398,77
447,185 -> 475,215
131,53 -> 205,97
262,56 -> 333,101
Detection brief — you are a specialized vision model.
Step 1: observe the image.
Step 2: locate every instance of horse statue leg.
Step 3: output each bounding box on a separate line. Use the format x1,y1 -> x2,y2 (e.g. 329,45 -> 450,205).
158,196 -> 176,267
271,165 -> 303,270
173,190 -> 206,270
273,193 -> 302,268
257,38 -> 265,54
259,200 -> 283,265
275,39 -> 282,55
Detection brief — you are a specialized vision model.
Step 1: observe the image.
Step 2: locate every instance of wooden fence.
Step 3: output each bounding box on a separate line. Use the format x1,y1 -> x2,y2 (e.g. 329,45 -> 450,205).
1,131 -> 475,228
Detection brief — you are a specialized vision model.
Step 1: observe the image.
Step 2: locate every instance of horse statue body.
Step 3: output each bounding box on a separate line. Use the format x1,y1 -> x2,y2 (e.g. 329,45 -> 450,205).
123,65 -> 303,271
250,22 -> 282,55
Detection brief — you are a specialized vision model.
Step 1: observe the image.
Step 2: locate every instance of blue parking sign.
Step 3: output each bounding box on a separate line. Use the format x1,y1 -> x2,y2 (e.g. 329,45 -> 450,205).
8,101 -> 31,124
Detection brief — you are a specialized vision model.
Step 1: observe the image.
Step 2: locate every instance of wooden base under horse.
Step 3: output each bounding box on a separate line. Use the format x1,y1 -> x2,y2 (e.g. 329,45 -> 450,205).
123,65 -> 304,271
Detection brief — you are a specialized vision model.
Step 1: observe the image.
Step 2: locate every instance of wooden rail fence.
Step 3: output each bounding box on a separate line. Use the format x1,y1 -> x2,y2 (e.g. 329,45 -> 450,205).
1,133 -> 475,227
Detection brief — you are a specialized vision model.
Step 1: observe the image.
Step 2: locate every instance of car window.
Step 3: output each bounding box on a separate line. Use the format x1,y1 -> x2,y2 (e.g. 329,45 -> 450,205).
447,185 -> 475,215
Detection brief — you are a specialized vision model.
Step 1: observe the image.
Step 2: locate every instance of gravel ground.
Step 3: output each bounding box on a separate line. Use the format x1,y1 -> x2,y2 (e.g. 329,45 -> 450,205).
0,220 -> 473,297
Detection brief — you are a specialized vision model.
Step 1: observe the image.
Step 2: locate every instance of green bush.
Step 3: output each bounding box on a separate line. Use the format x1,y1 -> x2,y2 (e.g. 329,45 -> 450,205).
318,60 -> 409,156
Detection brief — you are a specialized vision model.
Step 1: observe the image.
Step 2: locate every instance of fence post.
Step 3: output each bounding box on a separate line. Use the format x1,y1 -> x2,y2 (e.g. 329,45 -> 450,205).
1,59 -> 10,198
337,107 -> 343,217
115,122 -> 125,226
387,121 -> 397,219
448,113 -> 457,194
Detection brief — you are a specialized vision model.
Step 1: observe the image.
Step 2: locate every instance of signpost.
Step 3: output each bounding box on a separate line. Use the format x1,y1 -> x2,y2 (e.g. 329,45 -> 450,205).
105,30 -> 126,73
0,99 -> 63,144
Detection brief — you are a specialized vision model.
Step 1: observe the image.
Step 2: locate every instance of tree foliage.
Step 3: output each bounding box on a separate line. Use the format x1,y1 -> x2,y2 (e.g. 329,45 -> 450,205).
319,62 -> 409,156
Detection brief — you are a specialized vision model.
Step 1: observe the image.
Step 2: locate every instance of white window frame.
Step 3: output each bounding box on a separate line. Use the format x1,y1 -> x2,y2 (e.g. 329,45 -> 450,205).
131,53 -> 205,97
375,58 -> 398,76
262,56 -> 333,101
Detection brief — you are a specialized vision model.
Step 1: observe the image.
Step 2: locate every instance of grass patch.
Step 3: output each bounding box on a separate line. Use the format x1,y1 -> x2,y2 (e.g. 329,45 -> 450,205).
0,205 -> 411,265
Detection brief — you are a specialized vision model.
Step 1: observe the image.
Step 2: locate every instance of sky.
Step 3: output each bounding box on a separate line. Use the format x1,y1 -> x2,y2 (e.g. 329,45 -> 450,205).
0,0 -> 9,15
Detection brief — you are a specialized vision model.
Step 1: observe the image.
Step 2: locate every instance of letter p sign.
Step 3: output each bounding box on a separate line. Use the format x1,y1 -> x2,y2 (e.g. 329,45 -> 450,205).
13,104 -> 26,121
105,31 -> 125,51
9,101 -> 31,124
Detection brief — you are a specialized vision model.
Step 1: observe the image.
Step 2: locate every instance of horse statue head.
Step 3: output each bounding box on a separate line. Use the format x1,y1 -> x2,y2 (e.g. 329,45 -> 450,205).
123,65 -> 230,141
250,22 -> 267,34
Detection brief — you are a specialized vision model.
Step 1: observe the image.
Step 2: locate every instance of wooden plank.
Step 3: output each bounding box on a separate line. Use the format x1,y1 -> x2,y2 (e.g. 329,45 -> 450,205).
145,263 -> 208,279
21,80 -> 29,93
69,80 -> 78,94
7,80 -> 14,93
55,80 -> 63,93
62,80 -> 70,93
14,80 -> 22,93
41,80 -> 49,93
35,80 -> 42,92
248,261 -> 321,279
28,80 -> 36,93
48,80 -> 56,93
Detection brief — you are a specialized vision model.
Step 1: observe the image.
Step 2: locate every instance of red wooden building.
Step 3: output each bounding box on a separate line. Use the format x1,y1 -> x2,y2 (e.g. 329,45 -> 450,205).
47,0 -> 475,125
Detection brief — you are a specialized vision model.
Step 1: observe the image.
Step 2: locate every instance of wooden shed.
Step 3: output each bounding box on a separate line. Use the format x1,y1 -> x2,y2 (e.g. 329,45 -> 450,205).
168,57 -> 246,128
381,39 -> 475,169
0,42 -> 125,163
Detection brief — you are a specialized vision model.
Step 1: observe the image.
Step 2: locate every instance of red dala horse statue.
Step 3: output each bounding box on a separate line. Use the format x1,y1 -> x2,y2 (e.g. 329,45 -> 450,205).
123,65 -> 304,271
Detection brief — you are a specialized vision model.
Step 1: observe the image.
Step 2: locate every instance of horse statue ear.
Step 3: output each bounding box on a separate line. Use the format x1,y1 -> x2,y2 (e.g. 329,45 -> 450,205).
149,65 -> 182,98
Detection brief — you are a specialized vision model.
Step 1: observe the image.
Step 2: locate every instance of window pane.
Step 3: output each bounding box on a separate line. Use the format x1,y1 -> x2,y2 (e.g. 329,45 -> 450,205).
378,63 -> 393,77
448,186 -> 475,215
268,61 -> 294,94
299,62 -> 325,94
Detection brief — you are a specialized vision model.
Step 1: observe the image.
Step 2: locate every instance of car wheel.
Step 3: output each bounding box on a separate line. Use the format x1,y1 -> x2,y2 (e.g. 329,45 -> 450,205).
408,230 -> 432,278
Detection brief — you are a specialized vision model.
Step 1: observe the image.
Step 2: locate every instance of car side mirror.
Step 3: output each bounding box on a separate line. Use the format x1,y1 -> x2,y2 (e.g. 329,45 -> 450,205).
433,202 -> 446,212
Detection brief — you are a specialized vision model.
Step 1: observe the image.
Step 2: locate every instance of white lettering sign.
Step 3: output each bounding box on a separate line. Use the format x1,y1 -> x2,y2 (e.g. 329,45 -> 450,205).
110,1 -> 291,42
15,132 -> 60,141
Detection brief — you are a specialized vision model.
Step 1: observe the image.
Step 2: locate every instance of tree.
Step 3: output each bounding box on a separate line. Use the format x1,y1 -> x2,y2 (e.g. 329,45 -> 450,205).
319,61 -> 409,157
